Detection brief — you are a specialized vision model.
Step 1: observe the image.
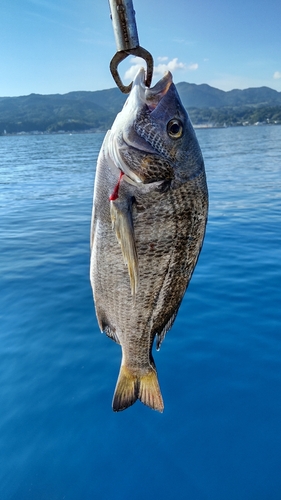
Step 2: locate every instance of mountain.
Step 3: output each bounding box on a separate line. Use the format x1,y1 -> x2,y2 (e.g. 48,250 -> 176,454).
1,83 -> 281,134
176,83 -> 281,108
0,92 -> 121,134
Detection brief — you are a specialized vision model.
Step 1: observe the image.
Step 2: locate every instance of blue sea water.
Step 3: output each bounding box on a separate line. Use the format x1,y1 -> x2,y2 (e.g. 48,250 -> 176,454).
0,126 -> 281,499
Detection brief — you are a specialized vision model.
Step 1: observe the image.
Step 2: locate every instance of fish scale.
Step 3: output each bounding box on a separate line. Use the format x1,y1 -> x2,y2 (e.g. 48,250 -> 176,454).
90,68 -> 208,412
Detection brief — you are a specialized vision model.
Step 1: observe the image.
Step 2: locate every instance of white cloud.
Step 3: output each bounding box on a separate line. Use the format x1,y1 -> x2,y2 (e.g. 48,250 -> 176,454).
124,57 -> 144,81
154,57 -> 187,75
124,56 -> 198,81
273,71 -> 281,80
187,63 -> 199,71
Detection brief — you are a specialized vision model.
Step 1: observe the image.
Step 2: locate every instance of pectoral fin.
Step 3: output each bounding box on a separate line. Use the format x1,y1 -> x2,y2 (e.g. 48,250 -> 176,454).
110,198 -> 139,298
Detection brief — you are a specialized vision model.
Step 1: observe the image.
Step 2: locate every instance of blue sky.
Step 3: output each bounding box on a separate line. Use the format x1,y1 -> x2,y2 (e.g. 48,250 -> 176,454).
1,0 -> 281,96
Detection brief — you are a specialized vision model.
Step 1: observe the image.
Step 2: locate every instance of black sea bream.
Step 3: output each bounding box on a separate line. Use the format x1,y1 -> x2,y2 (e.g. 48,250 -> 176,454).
90,68 -> 208,412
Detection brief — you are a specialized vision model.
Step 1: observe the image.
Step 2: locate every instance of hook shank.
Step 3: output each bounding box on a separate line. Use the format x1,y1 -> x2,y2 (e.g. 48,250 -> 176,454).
109,0 -> 139,52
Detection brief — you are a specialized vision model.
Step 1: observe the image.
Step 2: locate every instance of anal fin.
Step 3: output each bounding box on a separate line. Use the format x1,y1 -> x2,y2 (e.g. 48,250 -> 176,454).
156,308 -> 179,350
110,198 -> 139,298
104,325 -> 120,344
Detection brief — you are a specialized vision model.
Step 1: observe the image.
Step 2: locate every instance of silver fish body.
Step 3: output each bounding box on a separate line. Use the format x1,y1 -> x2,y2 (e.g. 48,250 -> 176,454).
90,68 -> 208,412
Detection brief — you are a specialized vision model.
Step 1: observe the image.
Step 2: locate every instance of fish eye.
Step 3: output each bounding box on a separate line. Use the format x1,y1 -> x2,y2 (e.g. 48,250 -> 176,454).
167,119 -> 183,139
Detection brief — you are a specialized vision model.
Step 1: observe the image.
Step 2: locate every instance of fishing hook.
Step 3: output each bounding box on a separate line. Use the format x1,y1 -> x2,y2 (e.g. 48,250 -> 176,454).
108,0 -> 154,93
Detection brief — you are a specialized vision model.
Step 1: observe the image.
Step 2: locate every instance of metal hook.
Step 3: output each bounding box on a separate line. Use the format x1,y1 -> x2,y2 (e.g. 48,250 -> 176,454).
110,47 -> 153,94
108,0 -> 154,93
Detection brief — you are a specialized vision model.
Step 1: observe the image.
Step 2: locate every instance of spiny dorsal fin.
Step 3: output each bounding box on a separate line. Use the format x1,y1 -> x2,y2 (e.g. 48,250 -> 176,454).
110,199 -> 139,299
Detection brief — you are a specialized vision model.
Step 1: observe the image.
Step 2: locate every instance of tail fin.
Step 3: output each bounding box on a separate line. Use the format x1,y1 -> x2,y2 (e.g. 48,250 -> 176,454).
112,364 -> 164,413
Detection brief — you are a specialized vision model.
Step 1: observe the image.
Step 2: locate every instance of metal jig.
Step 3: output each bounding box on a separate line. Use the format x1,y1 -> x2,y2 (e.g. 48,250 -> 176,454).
108,0 -> 153,93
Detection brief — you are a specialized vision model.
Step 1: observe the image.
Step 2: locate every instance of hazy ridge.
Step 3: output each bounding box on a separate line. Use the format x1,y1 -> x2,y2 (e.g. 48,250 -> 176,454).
1,82 -> 281,134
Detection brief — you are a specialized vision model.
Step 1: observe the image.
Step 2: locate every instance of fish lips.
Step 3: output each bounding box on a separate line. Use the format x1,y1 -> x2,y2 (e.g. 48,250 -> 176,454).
134,67 -> 173,110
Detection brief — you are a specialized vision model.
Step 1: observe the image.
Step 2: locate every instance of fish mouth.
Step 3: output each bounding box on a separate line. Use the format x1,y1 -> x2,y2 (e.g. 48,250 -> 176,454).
133,67 -> 173,107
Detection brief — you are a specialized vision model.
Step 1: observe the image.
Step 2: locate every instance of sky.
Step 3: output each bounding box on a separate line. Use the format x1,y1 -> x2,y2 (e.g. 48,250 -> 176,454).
1,0 -> 281,96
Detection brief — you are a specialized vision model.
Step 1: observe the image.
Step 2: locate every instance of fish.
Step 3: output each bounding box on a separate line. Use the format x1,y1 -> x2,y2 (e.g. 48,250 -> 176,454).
90,68 -> 208,412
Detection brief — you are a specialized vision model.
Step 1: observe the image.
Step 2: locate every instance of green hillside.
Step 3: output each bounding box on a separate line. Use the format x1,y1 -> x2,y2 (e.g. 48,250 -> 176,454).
1,83 -> 281,134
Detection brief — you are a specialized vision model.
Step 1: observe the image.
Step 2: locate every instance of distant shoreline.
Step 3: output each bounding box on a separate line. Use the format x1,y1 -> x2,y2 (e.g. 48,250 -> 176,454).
1,121 -> 280,137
